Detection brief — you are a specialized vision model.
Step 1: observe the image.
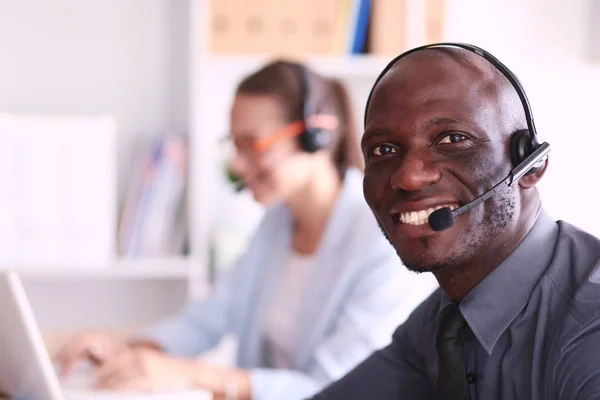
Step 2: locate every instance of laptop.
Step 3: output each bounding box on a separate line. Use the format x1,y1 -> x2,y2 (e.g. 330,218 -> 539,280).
0,271 -> 211,400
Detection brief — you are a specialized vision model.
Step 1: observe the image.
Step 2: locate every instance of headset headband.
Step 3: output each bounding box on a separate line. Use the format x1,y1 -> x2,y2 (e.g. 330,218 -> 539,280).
292,63 -> 314,122
364,42 -> 538,142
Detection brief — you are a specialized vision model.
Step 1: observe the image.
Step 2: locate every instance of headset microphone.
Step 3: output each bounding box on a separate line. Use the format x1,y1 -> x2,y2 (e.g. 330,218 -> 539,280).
428,142 -> 551,231
226,166 -> 246,192
232,181 -> 245,192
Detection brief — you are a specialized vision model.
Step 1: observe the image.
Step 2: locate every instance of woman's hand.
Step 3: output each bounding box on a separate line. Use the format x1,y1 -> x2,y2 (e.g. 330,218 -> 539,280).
94,348 -> 198,392
95,349 -> 253,399
55,332 -> 128,377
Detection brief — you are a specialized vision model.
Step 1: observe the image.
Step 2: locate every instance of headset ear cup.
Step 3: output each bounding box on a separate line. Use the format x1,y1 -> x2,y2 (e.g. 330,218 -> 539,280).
299,128 -> 331,153
510,129 -> 542,175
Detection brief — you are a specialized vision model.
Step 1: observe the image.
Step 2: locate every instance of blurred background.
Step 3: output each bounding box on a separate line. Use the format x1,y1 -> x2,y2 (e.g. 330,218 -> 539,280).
0,0 -> 598,352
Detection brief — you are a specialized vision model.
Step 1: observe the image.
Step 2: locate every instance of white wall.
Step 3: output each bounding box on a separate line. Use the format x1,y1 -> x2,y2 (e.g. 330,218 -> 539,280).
442,0 -> 600,236
0,0 -> 190,202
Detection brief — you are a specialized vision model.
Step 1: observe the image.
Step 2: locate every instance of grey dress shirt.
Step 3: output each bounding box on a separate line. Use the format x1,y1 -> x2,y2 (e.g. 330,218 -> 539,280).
309,210 -> 600,399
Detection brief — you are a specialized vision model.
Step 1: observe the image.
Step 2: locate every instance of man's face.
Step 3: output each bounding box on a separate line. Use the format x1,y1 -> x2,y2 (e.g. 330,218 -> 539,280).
362,53 -> 524,273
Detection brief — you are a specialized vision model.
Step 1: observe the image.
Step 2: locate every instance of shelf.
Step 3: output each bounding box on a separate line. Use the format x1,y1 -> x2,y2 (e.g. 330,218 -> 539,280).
200,54 -> 393,79
10,258 -> 194,280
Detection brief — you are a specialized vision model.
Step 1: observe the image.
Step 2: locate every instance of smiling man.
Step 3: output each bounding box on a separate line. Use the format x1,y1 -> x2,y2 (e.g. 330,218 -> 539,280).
308,44 -> 600,400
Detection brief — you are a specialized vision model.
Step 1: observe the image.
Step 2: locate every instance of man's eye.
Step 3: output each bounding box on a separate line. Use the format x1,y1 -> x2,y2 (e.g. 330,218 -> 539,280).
371,144 -> 398,156
438,134 -> 467,144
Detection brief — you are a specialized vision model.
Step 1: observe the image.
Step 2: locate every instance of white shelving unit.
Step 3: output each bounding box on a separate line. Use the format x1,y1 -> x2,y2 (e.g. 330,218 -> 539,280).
7,0 -> 200,334
16,258 -> 192,280
201,54 -> 393,79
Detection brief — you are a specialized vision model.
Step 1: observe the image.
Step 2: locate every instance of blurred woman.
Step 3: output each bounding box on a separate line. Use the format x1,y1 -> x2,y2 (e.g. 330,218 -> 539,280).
56,60 -> 438,400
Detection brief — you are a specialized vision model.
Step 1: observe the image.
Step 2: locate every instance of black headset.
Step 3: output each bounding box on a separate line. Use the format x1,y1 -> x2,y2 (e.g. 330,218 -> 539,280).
364,42 -> 546,174
293,63 -> 332,153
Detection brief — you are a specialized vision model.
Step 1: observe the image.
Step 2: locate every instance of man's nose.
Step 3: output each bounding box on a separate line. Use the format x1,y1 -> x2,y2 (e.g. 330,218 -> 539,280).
390,150 -> 442,192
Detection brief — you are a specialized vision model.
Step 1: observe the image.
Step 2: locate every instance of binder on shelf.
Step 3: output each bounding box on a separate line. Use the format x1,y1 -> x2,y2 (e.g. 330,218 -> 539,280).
332,0 -> 352,54
346,0 -> 372,54
208,0 -> 345,56
425,0 -> 446,45
62,116 -> 118,266
208,0 -> 247,53
368,0 -> 407,55
266,0 -> 310,56
0,114 -> 117,268
118,134 -> 189,259
206,0 -> 446,56
306,0 -> 342,54
247,0 -> 276,54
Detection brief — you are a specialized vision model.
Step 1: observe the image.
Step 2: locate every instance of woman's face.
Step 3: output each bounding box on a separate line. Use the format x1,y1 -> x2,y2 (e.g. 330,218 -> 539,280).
228,94 -> 315,206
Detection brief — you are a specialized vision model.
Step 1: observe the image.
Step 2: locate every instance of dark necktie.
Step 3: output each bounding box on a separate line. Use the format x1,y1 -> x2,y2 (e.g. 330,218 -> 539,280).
436,304 -> 470,400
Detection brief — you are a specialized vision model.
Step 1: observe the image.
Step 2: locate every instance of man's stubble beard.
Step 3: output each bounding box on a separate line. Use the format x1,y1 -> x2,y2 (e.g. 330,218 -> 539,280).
375,189 -> 516,274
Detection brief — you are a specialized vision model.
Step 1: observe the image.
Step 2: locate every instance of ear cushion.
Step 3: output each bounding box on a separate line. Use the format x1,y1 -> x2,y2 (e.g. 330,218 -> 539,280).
299,128 -> 331,153
510,129 -> 541,174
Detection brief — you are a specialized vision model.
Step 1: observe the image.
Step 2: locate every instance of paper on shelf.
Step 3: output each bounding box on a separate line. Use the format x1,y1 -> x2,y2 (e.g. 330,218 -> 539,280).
0,114 -> 117,269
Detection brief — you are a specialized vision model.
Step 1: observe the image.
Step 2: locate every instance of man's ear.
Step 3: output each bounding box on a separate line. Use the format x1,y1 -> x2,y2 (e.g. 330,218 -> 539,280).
519,156 -> 549,189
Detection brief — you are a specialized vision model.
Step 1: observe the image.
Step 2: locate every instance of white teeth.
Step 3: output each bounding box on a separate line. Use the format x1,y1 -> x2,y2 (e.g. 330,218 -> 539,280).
396,204 -> 459,226
409,211 -> 418,223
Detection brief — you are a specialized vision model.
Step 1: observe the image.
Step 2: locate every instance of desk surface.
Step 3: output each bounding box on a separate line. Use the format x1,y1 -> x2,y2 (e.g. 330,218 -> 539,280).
64,389 -> 212,400
61,367 -> 212,400
0,391 -> 211,400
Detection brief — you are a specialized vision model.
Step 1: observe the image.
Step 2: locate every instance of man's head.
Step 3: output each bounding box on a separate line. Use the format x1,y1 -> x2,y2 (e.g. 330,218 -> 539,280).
362,46 -> 547,274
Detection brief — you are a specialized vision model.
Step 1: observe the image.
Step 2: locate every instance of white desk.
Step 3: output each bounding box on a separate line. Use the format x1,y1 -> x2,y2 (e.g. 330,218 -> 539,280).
64,389 -> 211,400
61,368 -> 212,400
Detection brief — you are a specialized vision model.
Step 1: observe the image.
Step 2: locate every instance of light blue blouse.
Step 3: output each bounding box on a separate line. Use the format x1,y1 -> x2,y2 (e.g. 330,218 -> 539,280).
139,168 -> 439,400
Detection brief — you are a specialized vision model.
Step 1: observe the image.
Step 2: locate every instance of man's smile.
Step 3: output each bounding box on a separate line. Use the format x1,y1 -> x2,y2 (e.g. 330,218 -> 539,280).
391,202 -> 460,225
384,200 -> 461,238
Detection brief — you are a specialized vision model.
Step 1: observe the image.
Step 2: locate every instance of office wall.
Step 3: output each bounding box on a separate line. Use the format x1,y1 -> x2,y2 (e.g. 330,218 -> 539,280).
445,0 -> 600,237
0,0 -> 190,202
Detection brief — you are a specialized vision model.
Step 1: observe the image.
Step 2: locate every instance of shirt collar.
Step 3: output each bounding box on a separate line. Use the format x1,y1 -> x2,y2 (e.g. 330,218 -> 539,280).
439,209 -> 559,355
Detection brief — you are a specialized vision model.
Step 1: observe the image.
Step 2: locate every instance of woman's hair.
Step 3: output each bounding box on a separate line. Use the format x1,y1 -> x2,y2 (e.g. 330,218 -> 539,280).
235,60 -> 364,174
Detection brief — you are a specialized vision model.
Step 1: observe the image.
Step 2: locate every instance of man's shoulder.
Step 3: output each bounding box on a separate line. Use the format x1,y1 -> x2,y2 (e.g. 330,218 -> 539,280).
546,220 -> 600,327
555,220 -> 600,255
548,220 -> 600,290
